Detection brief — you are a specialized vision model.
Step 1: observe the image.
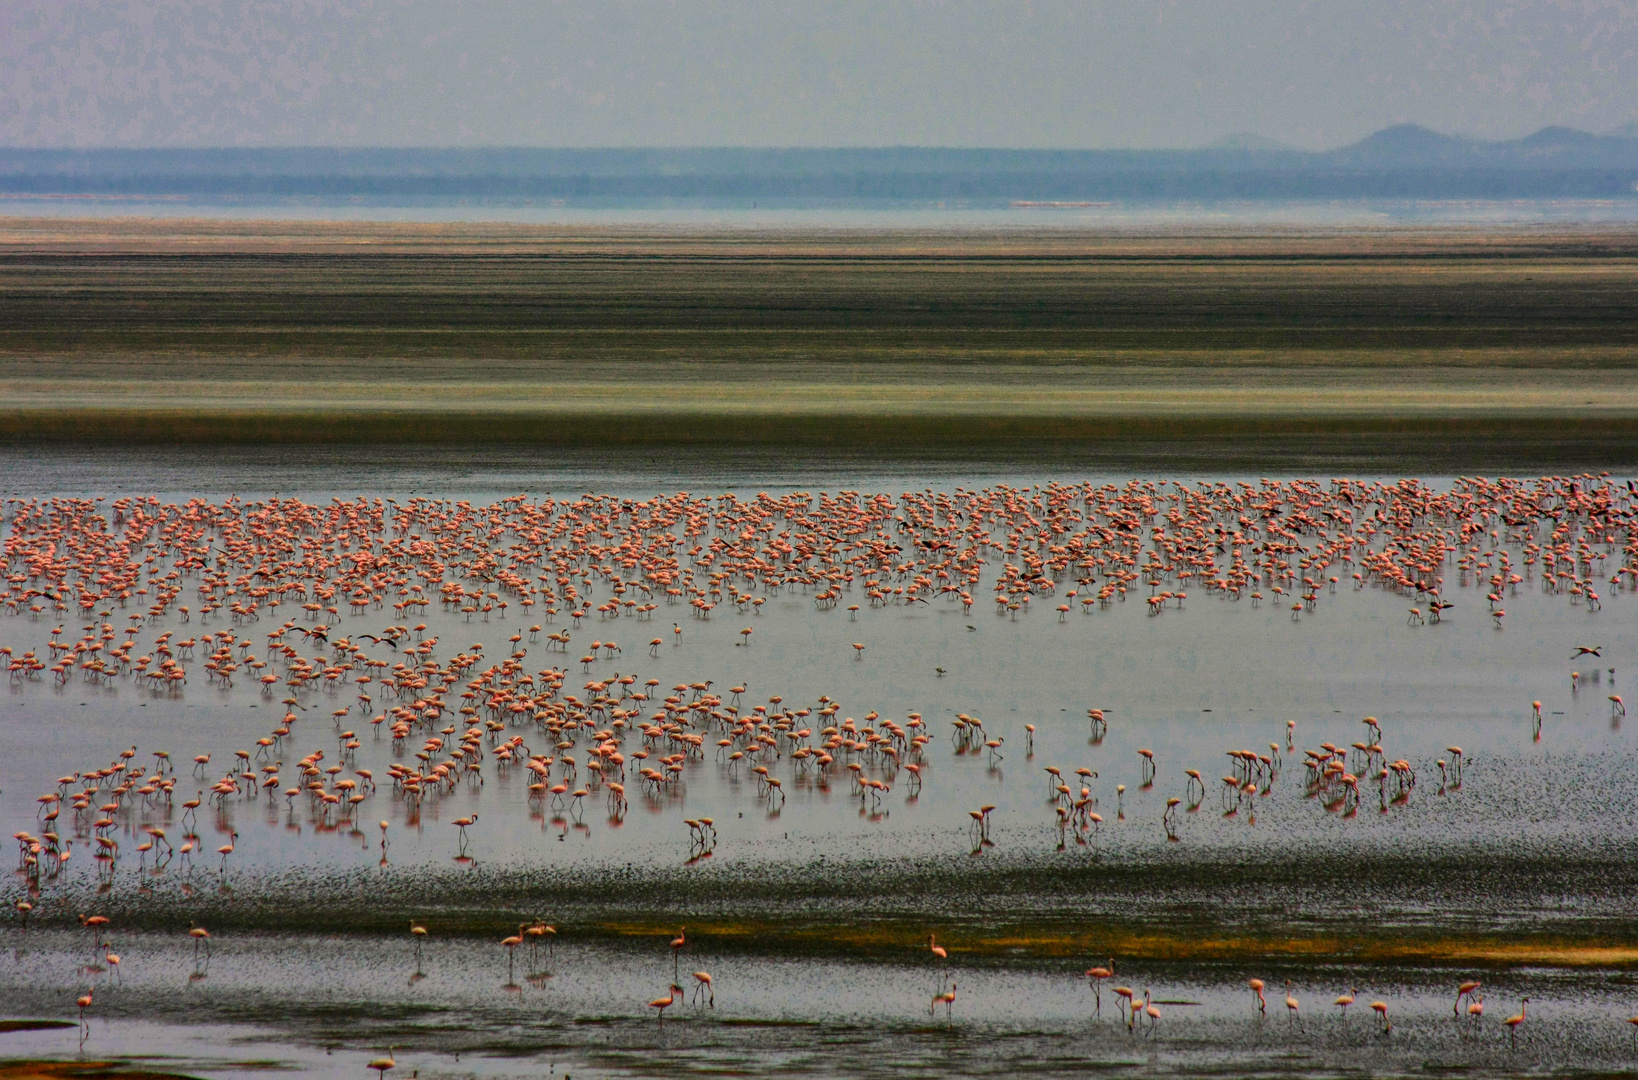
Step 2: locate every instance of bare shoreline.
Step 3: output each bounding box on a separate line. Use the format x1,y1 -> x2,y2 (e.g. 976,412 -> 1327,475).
2,217 -> 1636,459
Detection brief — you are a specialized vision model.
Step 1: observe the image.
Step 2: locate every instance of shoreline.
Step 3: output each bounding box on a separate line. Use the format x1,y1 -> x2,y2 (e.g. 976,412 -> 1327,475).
3,415 -> 1636,469
9,842 -> 1637,967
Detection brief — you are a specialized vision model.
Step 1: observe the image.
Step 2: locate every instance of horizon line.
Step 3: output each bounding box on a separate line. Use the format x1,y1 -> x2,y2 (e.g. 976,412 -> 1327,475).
1,123 -> 1635,157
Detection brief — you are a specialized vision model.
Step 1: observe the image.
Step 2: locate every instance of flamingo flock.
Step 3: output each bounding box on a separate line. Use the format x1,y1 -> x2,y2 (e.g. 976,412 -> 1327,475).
3,474 -> 1636,1046
2,476 -> 1630,679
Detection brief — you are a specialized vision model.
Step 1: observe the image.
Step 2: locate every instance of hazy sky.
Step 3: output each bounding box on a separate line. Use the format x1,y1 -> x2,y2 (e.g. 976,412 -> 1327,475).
4,1 -> 1636,149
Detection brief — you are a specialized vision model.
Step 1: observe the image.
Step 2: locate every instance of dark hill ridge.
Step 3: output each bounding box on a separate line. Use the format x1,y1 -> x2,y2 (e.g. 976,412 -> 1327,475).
1327,123 -> 1638,168
1,125 -> 1636,200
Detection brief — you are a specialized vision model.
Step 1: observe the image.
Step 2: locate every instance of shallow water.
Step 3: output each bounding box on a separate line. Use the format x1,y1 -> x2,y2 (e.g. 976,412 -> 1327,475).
2,448 -> 1635,1077
7,931 -> 1638,1079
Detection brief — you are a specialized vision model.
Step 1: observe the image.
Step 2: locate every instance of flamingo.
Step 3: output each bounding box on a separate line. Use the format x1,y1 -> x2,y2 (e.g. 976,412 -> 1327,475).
649,983 -> 683,1026
1113,985 -> 1135,1023
190,926 -> 211,965
1086,959 -> 1113,1013
501,927 -> 524,980
670,927 -> 687,979
452,813 -> 478,854
1504,997 -> 1528,1047
216,830 -> 238,873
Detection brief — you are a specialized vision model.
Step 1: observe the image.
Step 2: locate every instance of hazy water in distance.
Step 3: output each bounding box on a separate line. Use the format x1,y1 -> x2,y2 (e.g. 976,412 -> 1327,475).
5,195 -> 1638,228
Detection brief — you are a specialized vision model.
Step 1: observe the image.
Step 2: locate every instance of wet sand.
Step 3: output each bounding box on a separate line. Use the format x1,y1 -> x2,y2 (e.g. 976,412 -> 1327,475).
6,931 -> 1638,1079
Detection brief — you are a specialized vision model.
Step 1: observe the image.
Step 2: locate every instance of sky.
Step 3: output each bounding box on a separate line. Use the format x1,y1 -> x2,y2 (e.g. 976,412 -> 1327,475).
3,1 -> 1637,150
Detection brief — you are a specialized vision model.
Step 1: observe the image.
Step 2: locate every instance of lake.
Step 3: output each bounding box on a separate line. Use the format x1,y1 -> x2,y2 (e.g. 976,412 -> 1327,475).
2,447 -> 1635,1077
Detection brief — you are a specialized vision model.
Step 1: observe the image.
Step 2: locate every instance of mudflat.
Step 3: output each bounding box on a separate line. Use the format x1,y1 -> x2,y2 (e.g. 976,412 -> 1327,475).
0,217 -> 1635,459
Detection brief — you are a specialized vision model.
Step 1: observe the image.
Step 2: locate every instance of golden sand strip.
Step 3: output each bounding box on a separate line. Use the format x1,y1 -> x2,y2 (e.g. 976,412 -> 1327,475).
589,922 -> 1638,967
6,374 -> 1638,415
0,1064 -> 200,1080
2,215 -> 1637,258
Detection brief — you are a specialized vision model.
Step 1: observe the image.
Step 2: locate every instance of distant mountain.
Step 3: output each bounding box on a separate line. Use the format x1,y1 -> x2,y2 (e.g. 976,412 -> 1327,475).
1324,123 -> 1638,169
2,125 -> 1636,202
1324,124 -> 1480,167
